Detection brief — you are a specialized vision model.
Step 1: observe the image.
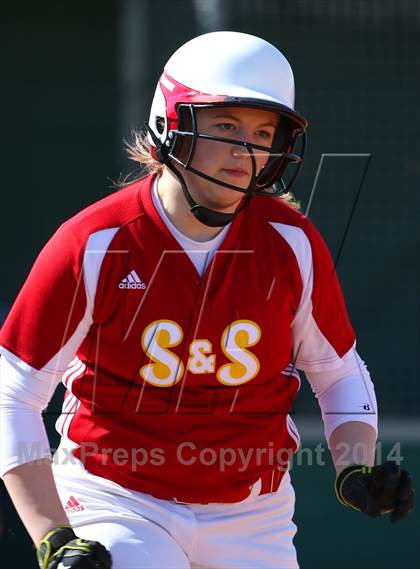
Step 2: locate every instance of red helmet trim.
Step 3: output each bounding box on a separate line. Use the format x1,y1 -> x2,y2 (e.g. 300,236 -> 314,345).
160,71 -> 227,125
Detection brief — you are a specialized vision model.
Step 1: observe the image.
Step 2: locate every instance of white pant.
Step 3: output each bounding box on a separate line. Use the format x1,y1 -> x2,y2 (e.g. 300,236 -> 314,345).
53,459 -> 299,569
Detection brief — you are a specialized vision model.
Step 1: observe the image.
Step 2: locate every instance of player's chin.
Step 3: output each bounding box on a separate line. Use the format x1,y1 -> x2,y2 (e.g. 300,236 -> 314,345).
206,186 -> 244,210
191,174 -> 247,210
216,174 -> 252,197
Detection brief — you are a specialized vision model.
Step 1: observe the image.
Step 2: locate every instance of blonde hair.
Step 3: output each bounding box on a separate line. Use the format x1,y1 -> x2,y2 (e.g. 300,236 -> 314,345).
125,129 -> 301,211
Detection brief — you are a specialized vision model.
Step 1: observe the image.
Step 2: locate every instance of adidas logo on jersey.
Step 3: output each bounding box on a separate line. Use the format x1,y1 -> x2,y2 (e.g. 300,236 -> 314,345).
118,270 -> 147,290
64,495 -> 85,513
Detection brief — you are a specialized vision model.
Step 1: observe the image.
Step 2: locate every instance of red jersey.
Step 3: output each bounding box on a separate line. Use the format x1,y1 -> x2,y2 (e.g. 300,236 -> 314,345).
0,174 -> 355,503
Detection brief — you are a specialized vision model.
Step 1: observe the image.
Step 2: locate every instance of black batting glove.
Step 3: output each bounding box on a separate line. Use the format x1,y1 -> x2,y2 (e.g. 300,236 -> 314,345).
335,461 -> 415,523
37,525 -> 112,568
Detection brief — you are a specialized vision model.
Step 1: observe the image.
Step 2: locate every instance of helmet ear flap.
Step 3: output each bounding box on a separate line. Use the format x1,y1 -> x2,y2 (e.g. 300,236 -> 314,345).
147,83 -> 168,148
170,106 -> 195,165
155,116 -> 166,135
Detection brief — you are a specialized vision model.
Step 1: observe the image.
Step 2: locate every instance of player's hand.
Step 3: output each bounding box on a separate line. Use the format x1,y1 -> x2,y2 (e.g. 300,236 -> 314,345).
37,525 -> 112,568
335,461 -> 415,522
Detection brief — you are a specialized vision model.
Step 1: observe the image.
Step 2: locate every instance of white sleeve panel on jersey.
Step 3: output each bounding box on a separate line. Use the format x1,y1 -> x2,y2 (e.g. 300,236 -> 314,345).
83,228 -> 120,310
0,228 -> 119,477
305,347 -> 378,443
49,227 -> 120,373
270,221 -> 353,372
0,228 -> 119,378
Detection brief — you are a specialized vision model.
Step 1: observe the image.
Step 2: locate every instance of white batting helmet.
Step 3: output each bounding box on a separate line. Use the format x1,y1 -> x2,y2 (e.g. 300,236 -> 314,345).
145,31 -> 307,225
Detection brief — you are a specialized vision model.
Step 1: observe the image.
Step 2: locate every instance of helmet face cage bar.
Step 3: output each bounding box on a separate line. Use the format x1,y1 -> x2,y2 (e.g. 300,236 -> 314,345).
165,105 -> 258,195
146,117 -> 256,227
181,142 -> 258,195
169,138 -> 259,195
259,130 -> 307,197
159,102 -> 306,198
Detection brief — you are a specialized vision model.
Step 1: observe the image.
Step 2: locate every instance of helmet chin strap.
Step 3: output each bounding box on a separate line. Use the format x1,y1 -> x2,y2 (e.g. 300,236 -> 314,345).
165,160 -> 253,228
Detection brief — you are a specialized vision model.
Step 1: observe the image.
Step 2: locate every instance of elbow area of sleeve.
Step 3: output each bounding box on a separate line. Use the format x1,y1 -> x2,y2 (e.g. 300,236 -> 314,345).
316,371 -> 378,444
0,355 -> 53,477
0,407 -> 52,478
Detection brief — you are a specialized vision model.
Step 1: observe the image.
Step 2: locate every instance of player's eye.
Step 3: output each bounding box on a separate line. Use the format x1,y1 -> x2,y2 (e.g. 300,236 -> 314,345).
216,122 -> 236,132
256,129 -> 273,140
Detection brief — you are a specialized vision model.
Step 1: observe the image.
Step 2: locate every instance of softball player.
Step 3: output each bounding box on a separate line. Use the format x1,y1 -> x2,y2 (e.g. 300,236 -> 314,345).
0,31 -> 414,569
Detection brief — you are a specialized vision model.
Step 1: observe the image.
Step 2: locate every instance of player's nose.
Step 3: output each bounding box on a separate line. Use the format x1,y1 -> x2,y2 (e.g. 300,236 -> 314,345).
231,148 -> 246,159
231,142 -> 250,159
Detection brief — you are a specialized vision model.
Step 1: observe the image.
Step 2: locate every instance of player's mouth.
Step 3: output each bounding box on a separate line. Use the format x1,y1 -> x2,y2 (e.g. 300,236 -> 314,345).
221,168 -> 249,178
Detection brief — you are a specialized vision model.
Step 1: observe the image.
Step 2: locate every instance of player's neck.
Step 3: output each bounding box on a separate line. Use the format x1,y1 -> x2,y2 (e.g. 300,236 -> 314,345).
156,169 -> 227,242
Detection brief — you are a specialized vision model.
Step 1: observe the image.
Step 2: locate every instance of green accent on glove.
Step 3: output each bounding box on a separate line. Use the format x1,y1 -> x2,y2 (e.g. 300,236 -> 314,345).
335,464 -> 372,509
36,525 -> 112,568
334,461 -> 415,522
37,525 -> 77,569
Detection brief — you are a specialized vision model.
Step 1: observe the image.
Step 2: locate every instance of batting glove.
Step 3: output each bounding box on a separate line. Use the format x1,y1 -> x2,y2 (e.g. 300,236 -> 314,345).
37,525 -> 112,568
335,461 -> 415,522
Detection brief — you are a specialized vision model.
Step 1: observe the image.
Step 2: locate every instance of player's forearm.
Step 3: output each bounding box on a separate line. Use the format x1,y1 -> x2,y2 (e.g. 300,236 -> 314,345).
3,458 -> 70,544
329,421 -> 377,475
